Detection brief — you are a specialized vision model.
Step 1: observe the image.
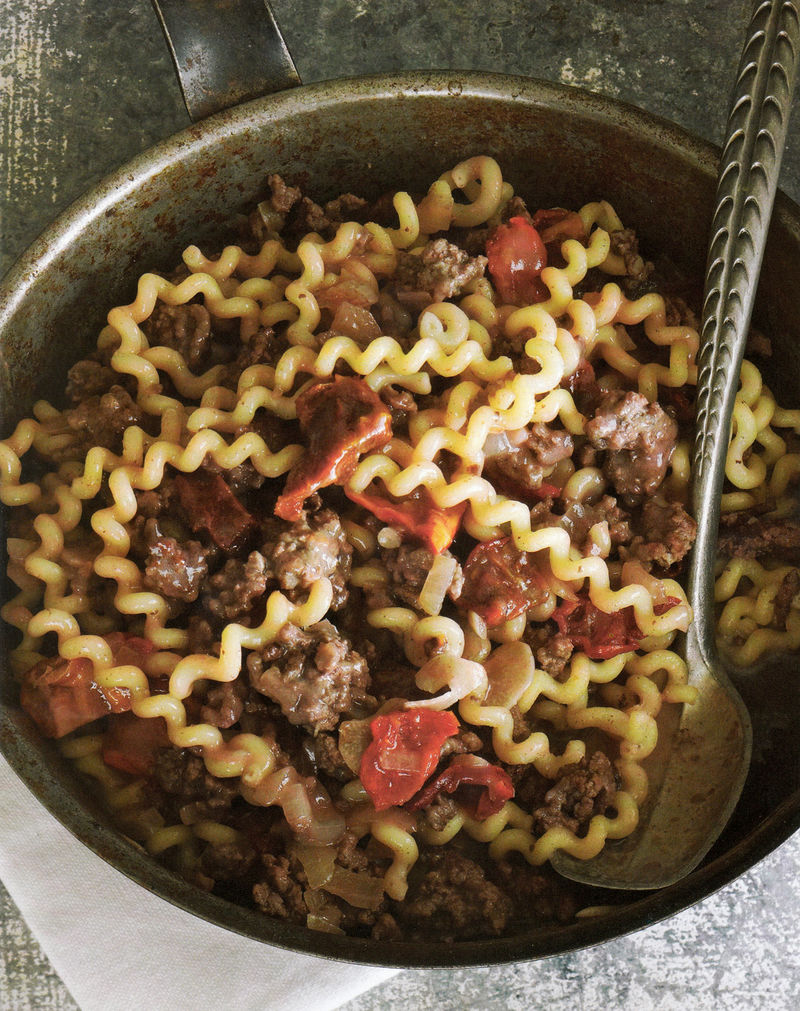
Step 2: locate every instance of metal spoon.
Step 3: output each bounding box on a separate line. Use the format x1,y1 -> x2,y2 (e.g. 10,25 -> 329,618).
552,0 -> 800,891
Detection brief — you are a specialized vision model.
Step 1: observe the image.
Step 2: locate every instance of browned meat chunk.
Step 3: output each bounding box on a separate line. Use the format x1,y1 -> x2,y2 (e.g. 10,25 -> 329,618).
141,519 -> 209,602
585,390 -> 677,498
368,663 -> 419,703
484,422 -> 574,500
772,569 -> 800,630
396,850 -> 512,940
488,858 -> 580,923
664,295 -> 699,328
531,752 -> 617,836
365,543 -> 463,610
535,633 -> 575,679
395,238 -> 487,304
150,748 -> 239,823
247,620 -> 372,734
219,326 -> 288,389
201,839 -> 257,882
419,793 -> 461,832
313,732 -> 352,781
199,680 -> 248,729
262,509 -> 353,611
65,385 -> 144,454
628,498 -> 696,570
142,302 -> 213,371
557,495 -> 632,555
717,512 -> 800,561
203,551 -> 268,622
267,173 -> 302,214
252,853 -> 308,922
65,358 -> 121,404
609,228 -> 650,279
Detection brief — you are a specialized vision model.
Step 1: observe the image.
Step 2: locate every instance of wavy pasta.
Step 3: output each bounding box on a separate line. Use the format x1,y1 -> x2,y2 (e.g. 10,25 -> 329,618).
2,155 -> 795,942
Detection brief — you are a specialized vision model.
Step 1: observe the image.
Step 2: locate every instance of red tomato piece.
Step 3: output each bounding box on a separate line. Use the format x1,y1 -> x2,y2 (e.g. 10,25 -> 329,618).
345,484 -> 465,554
406,758 -> 515,820
360,709 -> 460,811
553,595 -> 642,660
654,595 -> 682,616
174,471 -> 258,551
486,216 -> 548,305
530,207 -> 587,245
456,537 -> 549,628
102,711 -> 170,776
275,376 -> 392,522
19,656 -> 132,739
104,631 -> 156,668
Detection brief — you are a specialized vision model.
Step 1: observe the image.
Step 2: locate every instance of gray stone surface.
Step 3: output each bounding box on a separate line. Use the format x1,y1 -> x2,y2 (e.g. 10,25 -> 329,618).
2,1 -> 800,1008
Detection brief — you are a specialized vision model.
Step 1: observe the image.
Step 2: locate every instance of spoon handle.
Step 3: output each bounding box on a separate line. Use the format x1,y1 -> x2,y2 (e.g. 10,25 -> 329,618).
689,0 -> 800,656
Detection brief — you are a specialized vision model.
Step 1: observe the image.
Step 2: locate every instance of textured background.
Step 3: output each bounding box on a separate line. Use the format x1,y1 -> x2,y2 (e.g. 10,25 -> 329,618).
2,1 -> 800,1008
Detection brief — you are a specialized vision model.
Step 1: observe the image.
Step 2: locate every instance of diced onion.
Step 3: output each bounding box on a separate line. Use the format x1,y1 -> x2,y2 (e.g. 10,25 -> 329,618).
405,654 -> 488,710
281,781 -> 314,834
324,867 -> 385,910
293,842 -> 337,888
307,915 -> 346,935
483,427 -> 528,458
338,718 -> 373,774
305,889 -> 345,934
418,553 -> 458,616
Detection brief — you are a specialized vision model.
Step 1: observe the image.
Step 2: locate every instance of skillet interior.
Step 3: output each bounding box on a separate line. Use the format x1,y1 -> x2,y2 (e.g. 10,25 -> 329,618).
2,72 -> 800,967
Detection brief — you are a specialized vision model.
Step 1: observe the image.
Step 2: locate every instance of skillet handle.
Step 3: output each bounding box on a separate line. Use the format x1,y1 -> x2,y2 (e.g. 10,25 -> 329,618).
150,0 -> 301,121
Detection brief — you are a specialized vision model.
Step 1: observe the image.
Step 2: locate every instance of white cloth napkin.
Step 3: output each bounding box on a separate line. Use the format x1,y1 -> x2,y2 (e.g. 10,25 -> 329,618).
0,755 -> 398,1011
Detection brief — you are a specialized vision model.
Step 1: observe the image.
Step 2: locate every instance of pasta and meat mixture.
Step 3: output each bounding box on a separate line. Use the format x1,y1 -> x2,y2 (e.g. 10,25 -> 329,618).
3,156 -> 800,941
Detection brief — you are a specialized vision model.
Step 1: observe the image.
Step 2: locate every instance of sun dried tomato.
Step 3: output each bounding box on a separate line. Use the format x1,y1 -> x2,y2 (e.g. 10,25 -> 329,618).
360,709 -> 460,811
275,376 -> 392,521
561,359 -> 596,397
174,471 -> 258,551
406,758 -> 515,820
486,216 -> 548,305
102,711 -> 170,776
345,484 -> 465,554
531,207 -> 586,245
18,633 -> 158,739
553,592 -> 682,660
456,537 -> 549,627
20,657 -> 130,739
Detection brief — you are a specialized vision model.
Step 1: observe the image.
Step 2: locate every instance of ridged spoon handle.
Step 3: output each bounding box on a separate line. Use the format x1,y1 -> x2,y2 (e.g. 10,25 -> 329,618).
688,0 -> 800,658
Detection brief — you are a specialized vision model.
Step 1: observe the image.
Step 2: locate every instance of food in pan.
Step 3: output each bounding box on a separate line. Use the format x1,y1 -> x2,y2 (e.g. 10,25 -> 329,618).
2,156 -> 798,939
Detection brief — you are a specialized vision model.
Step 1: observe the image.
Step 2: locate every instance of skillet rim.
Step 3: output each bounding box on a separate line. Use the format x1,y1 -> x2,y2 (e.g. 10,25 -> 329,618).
1,69 -> 799,967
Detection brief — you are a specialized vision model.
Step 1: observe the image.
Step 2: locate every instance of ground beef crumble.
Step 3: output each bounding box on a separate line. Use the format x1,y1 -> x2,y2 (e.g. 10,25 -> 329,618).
246,620 -> 372,734
717,512 -> 800,561
364,543 -> 463,610
626,497 -> 696,571
395,238 -> 487,304
203,551 -> 268,622
585,389 -> 678,499
531,752 -> 618,836
261,509 -> 353,610
394,850 -> 513,940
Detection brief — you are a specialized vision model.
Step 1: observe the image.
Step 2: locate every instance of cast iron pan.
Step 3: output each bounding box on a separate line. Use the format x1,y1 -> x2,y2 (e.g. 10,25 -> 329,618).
1,0 -> 799,968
